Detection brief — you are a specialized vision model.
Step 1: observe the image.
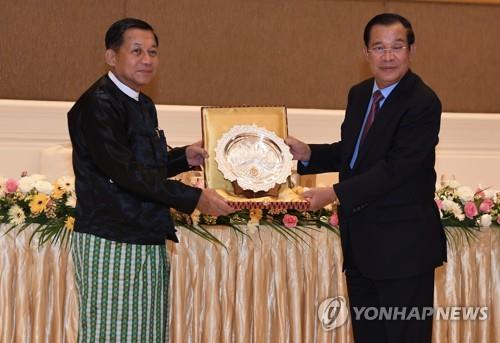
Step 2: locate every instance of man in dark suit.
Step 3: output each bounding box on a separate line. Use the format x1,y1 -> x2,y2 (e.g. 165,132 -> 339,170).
286,13 -> 447,343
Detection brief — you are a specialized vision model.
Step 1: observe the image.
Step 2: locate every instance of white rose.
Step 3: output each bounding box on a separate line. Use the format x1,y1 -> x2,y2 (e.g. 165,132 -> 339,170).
483,189 -> 497,201
456,186 -> 474,202
442,199 -> 458,213
479,214 -> 492,228
29,174 -> 47,181
33,180 -> 54,195
18,176 -> 37,193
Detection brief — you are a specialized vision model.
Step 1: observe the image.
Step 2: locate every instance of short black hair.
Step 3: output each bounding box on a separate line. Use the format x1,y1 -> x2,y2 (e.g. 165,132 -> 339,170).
363,13 -> 415,47
105,18 -> 159,50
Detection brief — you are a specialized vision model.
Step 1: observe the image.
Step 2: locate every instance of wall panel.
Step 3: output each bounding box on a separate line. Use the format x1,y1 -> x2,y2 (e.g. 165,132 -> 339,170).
0,1 -> 499,112
1,100 -> 498,189
387,1 -> 500,112
0,0 -> 124,101
126,0 -> 381,108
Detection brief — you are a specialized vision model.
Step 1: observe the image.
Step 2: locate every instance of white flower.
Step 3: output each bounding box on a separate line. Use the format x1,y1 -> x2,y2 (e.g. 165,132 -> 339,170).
18,174 -> 47,193
33,180 -> 54,195
0,176 -> 6,197
18,178 -> 34,193
57,176 -> 75,193
456,186 -> 474,202
191,209 -> 200,225
483,189 -> 498,202
441,199 -> 457,213
8,205 -> 26,225
442,199 -> 464,220
66,194 -> 77,207
479,214 -> 492,228
443,179 -> 461,188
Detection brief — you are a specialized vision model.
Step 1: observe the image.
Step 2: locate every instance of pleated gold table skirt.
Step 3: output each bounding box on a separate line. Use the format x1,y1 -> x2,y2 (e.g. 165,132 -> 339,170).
0,224 -> 498,343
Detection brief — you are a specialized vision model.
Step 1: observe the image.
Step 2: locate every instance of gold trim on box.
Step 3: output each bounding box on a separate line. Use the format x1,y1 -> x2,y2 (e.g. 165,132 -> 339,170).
215,125 -> 293,193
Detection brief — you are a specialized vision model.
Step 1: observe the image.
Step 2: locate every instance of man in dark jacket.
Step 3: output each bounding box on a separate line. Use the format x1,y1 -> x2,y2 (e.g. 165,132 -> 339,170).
286,13 -> 446,343
68,18 -> 233,342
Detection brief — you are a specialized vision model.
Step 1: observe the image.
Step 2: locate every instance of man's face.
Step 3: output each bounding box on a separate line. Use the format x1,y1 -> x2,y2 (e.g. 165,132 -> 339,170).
106,28 -> 158,91
364,23 -> 414,89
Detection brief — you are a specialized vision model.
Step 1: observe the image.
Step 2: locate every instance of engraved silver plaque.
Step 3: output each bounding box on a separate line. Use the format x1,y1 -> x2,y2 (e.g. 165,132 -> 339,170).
215,125 -> 293,192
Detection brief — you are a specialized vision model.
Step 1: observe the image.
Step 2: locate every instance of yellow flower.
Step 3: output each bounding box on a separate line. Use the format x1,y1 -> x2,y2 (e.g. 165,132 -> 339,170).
64,216 -> 75,231
52,182 -> 65,199
29,193 -> 49,214
249,208 -> 263,225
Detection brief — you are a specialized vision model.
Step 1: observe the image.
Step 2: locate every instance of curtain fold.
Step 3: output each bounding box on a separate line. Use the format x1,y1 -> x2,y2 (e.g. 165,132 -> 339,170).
0,224 -> 497,343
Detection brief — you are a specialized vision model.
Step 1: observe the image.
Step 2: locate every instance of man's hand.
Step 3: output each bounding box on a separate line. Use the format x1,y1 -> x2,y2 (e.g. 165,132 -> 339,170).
196,188 -> 235,216
186,140 -> 208,167
284,136 -> 311,162
303,187 -> 337,211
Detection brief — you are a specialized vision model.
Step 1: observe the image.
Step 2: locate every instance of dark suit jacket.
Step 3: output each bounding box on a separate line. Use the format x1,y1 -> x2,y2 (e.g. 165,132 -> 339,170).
68,75 -> 202,245
299,70 -> 447,280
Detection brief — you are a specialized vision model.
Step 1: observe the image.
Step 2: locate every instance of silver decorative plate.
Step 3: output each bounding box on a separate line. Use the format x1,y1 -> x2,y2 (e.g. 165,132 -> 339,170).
215,125 -> 292,192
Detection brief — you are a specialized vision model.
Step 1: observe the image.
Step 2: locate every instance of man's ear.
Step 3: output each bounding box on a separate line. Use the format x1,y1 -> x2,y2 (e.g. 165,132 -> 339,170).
363,46 -> 369,61
105,49 -> 116,67
409,44 -> 416,61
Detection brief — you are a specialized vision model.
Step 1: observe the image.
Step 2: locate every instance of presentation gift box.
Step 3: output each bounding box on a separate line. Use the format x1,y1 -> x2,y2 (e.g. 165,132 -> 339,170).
201,106 -> 309,210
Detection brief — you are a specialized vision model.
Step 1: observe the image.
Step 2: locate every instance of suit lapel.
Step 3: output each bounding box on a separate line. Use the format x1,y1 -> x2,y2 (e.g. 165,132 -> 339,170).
344,82 -> 373,164
352,71 -> 416,168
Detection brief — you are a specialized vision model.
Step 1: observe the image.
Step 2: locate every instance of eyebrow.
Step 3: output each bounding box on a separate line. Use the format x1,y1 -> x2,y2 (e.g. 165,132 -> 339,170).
371,38 -> 407,46
130,42 -> 158,49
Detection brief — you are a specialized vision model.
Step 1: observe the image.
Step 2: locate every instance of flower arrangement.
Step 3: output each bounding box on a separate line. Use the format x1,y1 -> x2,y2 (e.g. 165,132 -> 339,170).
0,173 -> 76,245
435,178 -> 500,246
1,173 -> 498,248
435,179 -> 500,227
171,200 -> 340,246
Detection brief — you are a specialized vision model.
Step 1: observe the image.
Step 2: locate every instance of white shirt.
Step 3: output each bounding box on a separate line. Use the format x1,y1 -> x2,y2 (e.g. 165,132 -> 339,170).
107,71 -> 140,101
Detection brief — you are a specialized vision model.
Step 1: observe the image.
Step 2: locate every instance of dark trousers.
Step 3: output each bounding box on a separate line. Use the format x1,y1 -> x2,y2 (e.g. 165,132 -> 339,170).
346,268 -> 435,343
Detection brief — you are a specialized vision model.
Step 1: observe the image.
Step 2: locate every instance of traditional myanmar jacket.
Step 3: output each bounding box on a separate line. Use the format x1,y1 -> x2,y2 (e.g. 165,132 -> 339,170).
68,74 -> 201,245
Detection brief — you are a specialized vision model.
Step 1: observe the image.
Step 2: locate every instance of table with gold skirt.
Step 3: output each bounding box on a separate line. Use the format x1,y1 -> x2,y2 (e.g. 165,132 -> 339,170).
0,224 -> 498,342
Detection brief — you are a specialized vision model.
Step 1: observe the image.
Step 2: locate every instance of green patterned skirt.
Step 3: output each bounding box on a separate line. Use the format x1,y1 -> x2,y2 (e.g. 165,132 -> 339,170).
71,232 -> 169,343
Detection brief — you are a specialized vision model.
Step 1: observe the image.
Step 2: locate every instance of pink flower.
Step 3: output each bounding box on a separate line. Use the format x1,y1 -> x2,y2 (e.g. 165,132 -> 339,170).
464,201 -> 478,219
329,213 -> 339,226
479,199 -> 494,213
6,178 -> 18,193
435,198 -> 443,210
283,214 -> 298,228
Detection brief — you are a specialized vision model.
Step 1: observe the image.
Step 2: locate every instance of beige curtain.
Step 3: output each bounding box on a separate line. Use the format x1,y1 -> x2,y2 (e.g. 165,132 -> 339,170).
0,224 -> 498,343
